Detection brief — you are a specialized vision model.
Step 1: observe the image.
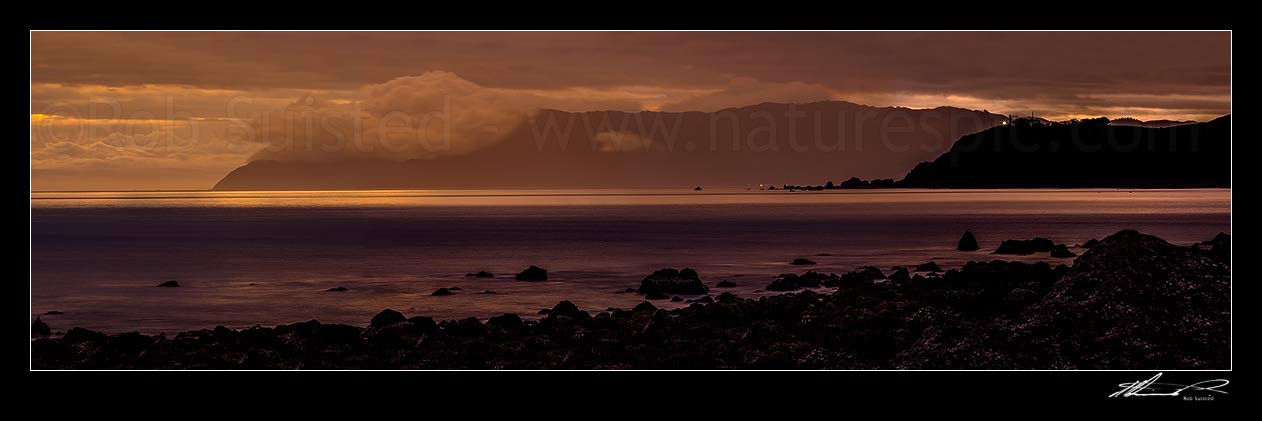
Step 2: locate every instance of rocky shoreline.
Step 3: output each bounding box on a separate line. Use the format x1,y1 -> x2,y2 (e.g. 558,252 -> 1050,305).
31,230 -> 1230,369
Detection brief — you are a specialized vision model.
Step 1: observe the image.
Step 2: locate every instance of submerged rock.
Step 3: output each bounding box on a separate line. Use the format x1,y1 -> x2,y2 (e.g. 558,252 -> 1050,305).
156,280 -> 180,288
515,265 -> 549,281
326,287 -> 349,292
431,288 -> 455,296
465,271 -> 495,278
638,268 -> 709,295
957,231 -> 980,251
789,258 -> 817,265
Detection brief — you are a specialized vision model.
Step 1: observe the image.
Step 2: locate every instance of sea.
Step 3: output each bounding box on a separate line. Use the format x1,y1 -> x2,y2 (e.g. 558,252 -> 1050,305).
30,188 -> 1231,333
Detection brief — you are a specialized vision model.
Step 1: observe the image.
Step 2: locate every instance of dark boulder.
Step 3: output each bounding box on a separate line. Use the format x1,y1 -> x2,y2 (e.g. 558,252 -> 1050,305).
63,327 -> 107,344
326,286 -> 348,292
632,301 -> 658,313
408,316 -> 437,332
44,310 -> 64,315
465,271 -> 495,278
638,268 -> 709,295
156,280 -> 180,287
789,258 -> 817,265
645,292 -> 670,300
888,267 -> 911,283
546,300 -> 590,320
825,266 -> 885,288
715,292 -> 739,302
993,237 -> 1056,255
766,271 -> 834,291
715,280 -> 737,288
32,317 -> 51,337
486,313 -> 524,329
1049,244 -> 1077,258
440,317 -> 488,337
957,231 -> 980,251
370,309 -> 407,328
1080,238 -> 1101,248
915,261 -> 943,272
514,265 -> 549,281
1205,232 -> 1230,263
431,288 -> 455,296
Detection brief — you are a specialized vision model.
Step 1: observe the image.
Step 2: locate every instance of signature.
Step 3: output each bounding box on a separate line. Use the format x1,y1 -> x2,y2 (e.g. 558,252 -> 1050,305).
1110,373 -> 1229,398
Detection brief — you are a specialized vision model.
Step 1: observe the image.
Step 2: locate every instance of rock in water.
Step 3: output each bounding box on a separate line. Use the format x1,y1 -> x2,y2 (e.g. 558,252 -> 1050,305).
1049,244 -> 1077,258
632,301 -> 658,313
715,280 -> 737,288
431,288 -> 455,296
915,261 -> 943,272
645,292 -> 670,300
789,258 -> 817,265
887,267 -> 911,283
466,271 -> 495,278
546,301 -> 590,320
515,266 -> 548,281
487,313 -> 524,329
156,280 -> 180,287
957,231 -> 980,251
1080,238 -> 1101,248
370,309 -> 407,328
32,317 -> 51,337
326,287 -> 349,292
993,237 -> 1056,255
766,271 -> 836,291
638,268 -> 709,295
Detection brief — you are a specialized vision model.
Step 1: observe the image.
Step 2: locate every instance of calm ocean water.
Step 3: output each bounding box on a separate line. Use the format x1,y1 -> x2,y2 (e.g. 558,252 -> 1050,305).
31,188 -> 1231,333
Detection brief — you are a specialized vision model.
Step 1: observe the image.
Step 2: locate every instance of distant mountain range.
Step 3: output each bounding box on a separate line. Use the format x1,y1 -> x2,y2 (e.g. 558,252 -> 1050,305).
895,115 -> 1230,188
213,102 -> 1005,190
1108,117 -> 1199,128
211,102 -> 1230,191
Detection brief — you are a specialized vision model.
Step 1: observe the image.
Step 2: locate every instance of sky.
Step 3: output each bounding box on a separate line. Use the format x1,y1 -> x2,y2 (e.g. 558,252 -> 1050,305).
30,31 -> 1231,191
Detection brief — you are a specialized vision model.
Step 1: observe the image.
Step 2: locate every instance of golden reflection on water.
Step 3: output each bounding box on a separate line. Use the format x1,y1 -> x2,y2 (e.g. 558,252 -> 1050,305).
30,188 -> 1231,214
